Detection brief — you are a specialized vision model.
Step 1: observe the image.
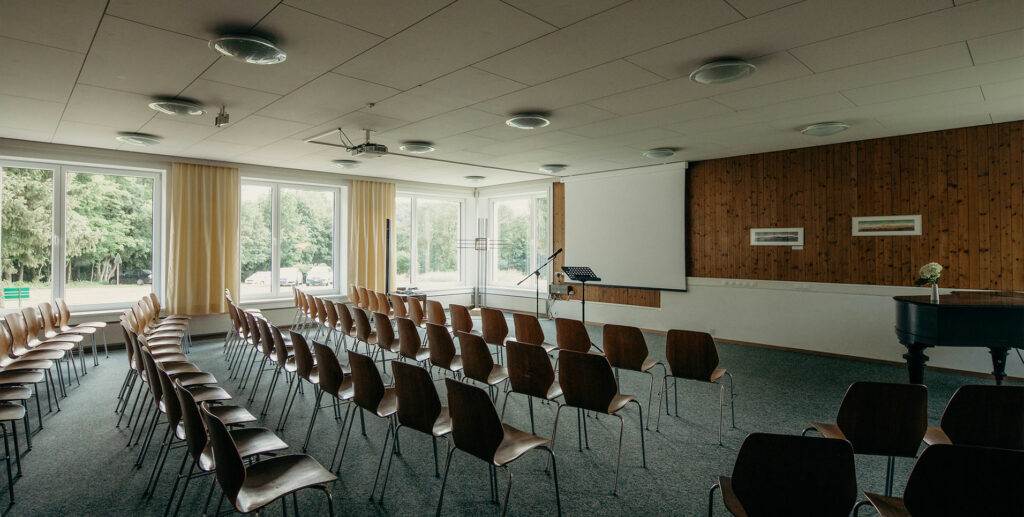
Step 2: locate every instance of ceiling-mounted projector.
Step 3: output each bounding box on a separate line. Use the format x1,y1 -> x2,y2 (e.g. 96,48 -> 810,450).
349,142 -> 388,158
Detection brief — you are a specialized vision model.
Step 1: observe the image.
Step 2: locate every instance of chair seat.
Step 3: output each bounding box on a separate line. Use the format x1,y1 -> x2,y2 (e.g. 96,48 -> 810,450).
147,344 -> 185,353
544,381 -> 563,401
30,341 -> 75,352
324,377 -> 353,400
153,353 -> 191,364
306,368 -> 320,385
432,407 -> 453,437
18,348 -> 65,361
863,492 -> 910,517
0,386 -> 32,401
640,357 -> 659,373
922,426 -> 952,446
44,332 -> 83,343
187,385 -> 232,403
811,422 -> 846,441
160,362 -> 201,376
494,423 -> 550,466
199,427 -> 289,471
232,454 -> 337,513
0,403 -> 25,422
0,371 -> 45,385
608,394 -> 636,415
408,347 -> 430,362
717,477 -> 749,517
172,371 -> 218,387
2,359 -> 52,371
60,325 -> 96,335
374,387 -> 398,418
146,339 -> 184,348
209,405 -> 257,426
485,365 -> 509,386
710,367 -> 727,383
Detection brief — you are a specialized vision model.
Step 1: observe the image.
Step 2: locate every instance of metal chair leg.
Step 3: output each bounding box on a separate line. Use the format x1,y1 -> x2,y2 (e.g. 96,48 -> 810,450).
707,483 -> 720,517
613,414 -> 623,496
434,448 -> 456,517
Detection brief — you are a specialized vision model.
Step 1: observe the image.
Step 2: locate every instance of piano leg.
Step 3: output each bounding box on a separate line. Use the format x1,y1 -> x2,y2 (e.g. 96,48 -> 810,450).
989,347 -> 1009,386
903,343 -> 929,384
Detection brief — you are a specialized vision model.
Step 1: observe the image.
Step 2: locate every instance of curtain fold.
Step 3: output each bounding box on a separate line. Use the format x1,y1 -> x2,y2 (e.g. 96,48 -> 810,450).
165,162 -> 240,315
348,179 -> 395,292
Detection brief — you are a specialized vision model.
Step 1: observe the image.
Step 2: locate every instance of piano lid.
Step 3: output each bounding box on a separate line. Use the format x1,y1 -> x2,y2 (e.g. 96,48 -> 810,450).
894,290 -> 1024,307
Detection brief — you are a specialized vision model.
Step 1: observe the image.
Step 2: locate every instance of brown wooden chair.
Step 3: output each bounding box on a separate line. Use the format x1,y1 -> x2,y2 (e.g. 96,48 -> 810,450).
360,287 -> 375,312
457,331 -> 508,401
333,351 -> 397,475
512,313 -> 556,354
376,292 -> 392,318
449,304 -> 479,337
709,432 -> 856,517
390,294 -> 408,319
372,361 -> 452,502
407,297 -> 426,328
436,378 -> 561,516
56,298 -> 108,364
306,342 -> 354,453
923,384 -> 1024,449
853,444 -> 1024,517
804,381 -> 927,496
373,312 -> 399,373
397,317 -> 430,365
200,403 -> 336,516
502,340 -> 562,435
656,329 -> 737,443
554,349 -> 646,495
554,318 -> 599,353
350,306 -> 377,356
333,301 -> 356,352
480,307 -> 510,363
602,324 -> 663,428
426,323 -> 462,378
425,300 -> 447,327
274,331 -> 318,431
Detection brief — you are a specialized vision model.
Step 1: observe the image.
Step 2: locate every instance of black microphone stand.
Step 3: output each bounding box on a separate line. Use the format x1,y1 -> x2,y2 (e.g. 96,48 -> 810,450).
517,249 -> 562,319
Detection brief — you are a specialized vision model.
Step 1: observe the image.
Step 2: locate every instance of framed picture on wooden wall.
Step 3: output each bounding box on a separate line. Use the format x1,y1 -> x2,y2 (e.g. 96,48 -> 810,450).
852,215 -> 922,236
750,227 -> 804,246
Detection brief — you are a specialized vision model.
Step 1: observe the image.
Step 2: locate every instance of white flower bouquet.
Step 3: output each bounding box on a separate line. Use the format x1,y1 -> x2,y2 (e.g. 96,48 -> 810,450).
915,262 -> 943,286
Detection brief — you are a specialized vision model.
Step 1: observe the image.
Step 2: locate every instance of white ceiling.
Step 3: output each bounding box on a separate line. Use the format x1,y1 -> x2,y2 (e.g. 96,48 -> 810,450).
0,0 -> 1021,187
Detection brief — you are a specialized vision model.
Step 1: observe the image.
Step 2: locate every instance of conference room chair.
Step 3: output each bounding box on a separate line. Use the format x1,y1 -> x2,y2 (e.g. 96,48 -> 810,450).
602,324 -> 664,428
656,329 -> 737,443
708,433 -> 856,517
56,298 -> 108,364
554,318 -> 600,353
366,288 -> 380,313
0,323 -> 48,444
371,361 -> 452,503
312,296 -> 331,340
242,318 -> 279,403
449,304 -> 479,337
407,297 -> 427,330
424,300 -> 447,328
397,317 -> 431,366
425,323 -> 463,379
804,381 -> 927,496
502,340 -> 562,435
117,317 -> 190,431
200,403 -> 337,516
555,349 -> 646,496
355,287 -> 370,311
376,292 -> 392,318
853,444 -> 1024,517
165,381 -> 277,517
480,307 -> 510,364
6,312 -> 71,398
389,294 -> 409,319
305,342 -> 354,453
350,306 -> 377,357
457,331 -> 508,401
512,313 -> 557,354
332,301 -> 357,353
134,301 -> 190,351
373,312 -> 400,373
292,287 -> 306,328
275,331 -> 318,431
0,402 -> 25,503
347,285 -> 359,306
38,302 -> 90,375
228,308 -> 261,381
923,384 -> 1024,449
222,301 -> 245,359
332,351 -> 397,476
257,325 -> 296,417
20,307 -> 79,388
436,378 -> 561,517
147,292 -> 191,327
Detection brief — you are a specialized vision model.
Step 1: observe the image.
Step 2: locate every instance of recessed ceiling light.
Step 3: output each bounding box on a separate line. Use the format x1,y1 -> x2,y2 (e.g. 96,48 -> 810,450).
464,175 -> 486,181
539,164 -> 567,174
148,97 -> 204,116
209,35 -> 286,65
505,112 -> 550,129
115,132 -> 161,146
689,58 -> 757,84
332,159 -> 360,169
642,148 -> 676,159
399,141 -> 435,153
800,121 -> 851,136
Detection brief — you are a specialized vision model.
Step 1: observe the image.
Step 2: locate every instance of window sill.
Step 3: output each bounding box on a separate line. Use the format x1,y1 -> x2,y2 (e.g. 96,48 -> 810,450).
482,286 -> 543,298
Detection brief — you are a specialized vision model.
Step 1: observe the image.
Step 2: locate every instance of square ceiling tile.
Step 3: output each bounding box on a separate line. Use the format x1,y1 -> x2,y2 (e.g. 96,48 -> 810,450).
0,0 -> 106,52
257,73 -> 399,125
502,0 -> 629,27
968,28 -> 1024,64
0,36 -> 83,102
138,117 -> 221,147
982,77 -> 1024,99
723,0 -> 803,17
382,108 -> 506,141
207,115 -> 310,146
107,0 -> 279,40
563,99 -> 733,138
0,127 -> 54,143
243,138 -> 322,161
361,90 -> 463,123
78,16 -> 216,95
468,104 -> 617,140
0,93 -> 65,133
202,5 -> 382,95
297,110 -> 411,143
282,0 -> 451,37
475,131 -> 585,156
184,139 -> 259,159
335,0 -> 554,90
416,67 -> 526,107
170,79 -> 281,126
52,121 -> 123,149
477,0 -> 742,85
842,57 -> 1024,105
63,85 -> 157,129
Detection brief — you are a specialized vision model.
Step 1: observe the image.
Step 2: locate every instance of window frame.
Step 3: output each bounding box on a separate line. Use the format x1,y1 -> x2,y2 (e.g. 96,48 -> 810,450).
394,191 -> 466,290
488,191 -> 550,288
0,157 -> 164,312
239,178 -> 345,301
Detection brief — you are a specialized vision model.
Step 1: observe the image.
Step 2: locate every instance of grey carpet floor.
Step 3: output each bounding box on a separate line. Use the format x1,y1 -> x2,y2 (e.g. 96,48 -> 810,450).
4,317 -> 1019,516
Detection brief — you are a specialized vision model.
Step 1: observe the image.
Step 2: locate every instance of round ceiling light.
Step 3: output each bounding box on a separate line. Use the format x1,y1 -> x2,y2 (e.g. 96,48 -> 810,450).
210,35 -> 287,65
115,132 -> 162,146
332,159 -> 360,169
148,97 -> 204,116
464,175 -> 486,181
539,164 -> 567,174
642,147 -> 676,159
800,121 -> 851,136
689,58 -> 757,84
505,112 -> 550,129
399,141 -> 435,153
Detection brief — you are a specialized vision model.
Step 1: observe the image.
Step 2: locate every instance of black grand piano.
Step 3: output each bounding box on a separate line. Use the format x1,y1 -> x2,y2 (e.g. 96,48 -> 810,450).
894,291 -> 1024,385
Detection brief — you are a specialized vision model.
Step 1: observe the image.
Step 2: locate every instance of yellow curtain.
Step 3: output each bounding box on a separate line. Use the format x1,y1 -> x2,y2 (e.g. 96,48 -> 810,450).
165,162 -> 240,315
348,179 -> 395,292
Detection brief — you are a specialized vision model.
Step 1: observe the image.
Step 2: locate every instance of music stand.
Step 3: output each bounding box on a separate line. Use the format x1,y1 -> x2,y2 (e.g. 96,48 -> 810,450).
561,266 -> 601,323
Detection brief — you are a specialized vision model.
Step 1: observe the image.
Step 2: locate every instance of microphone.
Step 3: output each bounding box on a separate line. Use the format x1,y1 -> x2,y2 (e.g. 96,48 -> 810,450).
547,248 -> 563,260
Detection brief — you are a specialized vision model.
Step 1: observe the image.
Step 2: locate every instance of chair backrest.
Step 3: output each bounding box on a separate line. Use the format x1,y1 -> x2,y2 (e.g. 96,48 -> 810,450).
457,332 -> 495,384
0,322 -> 15,367
425,300 -> 446,326
148,293 -> 162,315
269,324 -> 290,364
352,307 -> 373,341
445,378 -> 504,463
289,331 -> 316,381
56,298 -> 73,327
254,317 -> 274,356
506,340 -> 555,399
244,312 -> 262,346
392,361 -> 442,435
357,287 -> 370,310
554,318 -> 591,353
315,296 -> 329,322
557,350 -> 617,413
174,380 -> 209,462
348,285 -> 358,305
200,403 -> 246,504
155,366 -> 183,429
313,341 -> 346,397
939,385 -> 1024,449
334,302 -> 353,333
365,289 -> 378,312
348,351 -> 385,412
296,288 -> 307,312
407,297 -> 425,326
226,302 -> 242,333
322,299 -> 339,329
396,317 -> 422,360
449,304 -> 474,334
376,292 -> 390,314
903,444 -> 1024,515
603,323 -> 650,371
119,317 -> 140,371
835,381 -> 928,457
512,313 -> 545,346
731,433 -> 856,517
374,312 -> 395,350
665,329 -> 719,381
4,313 -> 30,354
390,295 -> 408,318
38,302 -> 60,336
426,323 -> 457,369
20,307 -> 44,343
480,307 -> 508,347
139,347 -> 163,401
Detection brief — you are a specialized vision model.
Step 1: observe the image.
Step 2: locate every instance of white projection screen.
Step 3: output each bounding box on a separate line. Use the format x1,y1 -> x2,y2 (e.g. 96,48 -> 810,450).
563,164 -> 687,291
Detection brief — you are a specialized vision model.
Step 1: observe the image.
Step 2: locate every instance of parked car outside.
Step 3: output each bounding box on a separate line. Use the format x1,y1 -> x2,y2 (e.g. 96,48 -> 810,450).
305,264 -> 333,286
279,267 -> 303,286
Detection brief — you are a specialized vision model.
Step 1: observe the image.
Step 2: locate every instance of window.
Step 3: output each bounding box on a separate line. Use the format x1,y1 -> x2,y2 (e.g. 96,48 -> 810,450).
490,193 -> 549,287
239,180 -> 343,300
394,194 -> 463,290
1,160 -> 161,310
